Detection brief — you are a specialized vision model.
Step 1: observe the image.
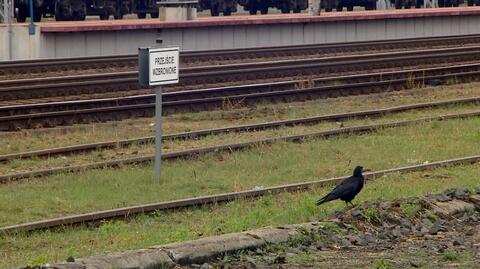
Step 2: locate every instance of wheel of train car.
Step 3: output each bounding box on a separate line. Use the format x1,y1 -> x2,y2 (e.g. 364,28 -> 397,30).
210,6 -> 220,16
99,11 -> 109,20
74,12 -> 86,20
395,0 -> 402,8
452,0 -> 460,6
54,2 -> 67,21
347,4 -> 354,11
224,9 -> 231,15
467,0 -> 473,5
293,7 -> 301,13
72,1 -> 87,20
325,1 -> 334,12
137,12 -> 147,19
249,6 -> 258,14
260,5 -> 269,14
281,7 -> 290,13
365,2 -> 375,9
33,10 -> 42,22
151,12 -> 159,18
17,6 -> 28,22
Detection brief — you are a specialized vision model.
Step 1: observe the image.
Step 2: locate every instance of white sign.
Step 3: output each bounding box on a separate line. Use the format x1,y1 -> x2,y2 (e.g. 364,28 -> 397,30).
138,47 -> 179,86
138,46 -> 180,182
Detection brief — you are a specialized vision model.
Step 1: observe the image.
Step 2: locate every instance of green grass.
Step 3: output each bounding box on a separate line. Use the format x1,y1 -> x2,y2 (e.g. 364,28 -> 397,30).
400,201 -> 422,220
1,164 -> 479,268
1,115 -> 480,267
373,258 -> 392,269
442,251 -> 460,262
1,117 -> 480,227
1,103 -> 479,175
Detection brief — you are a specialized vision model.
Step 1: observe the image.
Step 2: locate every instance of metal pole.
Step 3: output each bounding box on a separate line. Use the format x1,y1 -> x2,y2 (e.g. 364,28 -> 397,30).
28,0 -> 35,35
155,86 -> 162,182
8,0 -> 13,60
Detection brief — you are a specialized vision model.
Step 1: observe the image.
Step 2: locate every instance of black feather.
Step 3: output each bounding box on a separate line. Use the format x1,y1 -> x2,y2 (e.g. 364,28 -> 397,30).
316,166 -> 365,206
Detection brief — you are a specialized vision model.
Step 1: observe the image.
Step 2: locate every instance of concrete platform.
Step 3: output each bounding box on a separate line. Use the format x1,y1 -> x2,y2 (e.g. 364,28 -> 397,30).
2,7 -> 480,60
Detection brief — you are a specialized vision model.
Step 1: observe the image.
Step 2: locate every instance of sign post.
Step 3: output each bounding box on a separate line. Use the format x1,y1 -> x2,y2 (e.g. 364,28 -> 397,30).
139,47 -> 180,182
28,0 -> 35,35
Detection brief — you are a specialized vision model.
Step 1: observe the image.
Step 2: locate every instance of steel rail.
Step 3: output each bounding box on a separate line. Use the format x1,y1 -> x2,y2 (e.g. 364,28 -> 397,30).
2,61 -> 474,114
1,154 -> 479,234
2,34 -> 480,74
2,45 -> 480,102
2,62 -> 480,130
1,96 -> 479,162
1,110 -> 479,183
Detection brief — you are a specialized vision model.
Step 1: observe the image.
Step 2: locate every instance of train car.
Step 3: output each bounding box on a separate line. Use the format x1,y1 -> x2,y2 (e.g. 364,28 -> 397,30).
238,0 -> 271,14
238,0 -> 307,14
14,0 -> 158,21
321,0 -> 376,11
14,0 -> 43,22
394,0 -> 422,8
13,0 -> 480,22
200,0 -> 237,15
437,0 -> 462,6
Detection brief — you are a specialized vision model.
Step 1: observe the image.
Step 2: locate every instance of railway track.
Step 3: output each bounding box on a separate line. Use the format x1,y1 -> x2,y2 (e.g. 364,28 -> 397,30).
1,96 -> 479,162
3,45 -> 480,103
3,34 -> 480,76
1,154 -> 479,234
2,63 -> 480,131
1,110 -> 479,183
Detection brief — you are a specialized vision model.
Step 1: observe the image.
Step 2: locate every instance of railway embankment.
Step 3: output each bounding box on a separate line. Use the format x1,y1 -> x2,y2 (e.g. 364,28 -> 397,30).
27,188 -> 479,269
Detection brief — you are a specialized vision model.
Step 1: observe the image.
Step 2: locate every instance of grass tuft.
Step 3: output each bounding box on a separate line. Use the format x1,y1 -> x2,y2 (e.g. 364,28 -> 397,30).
400,201 -> 422,220
373,258 -> 392,269
442,251 -> 460,262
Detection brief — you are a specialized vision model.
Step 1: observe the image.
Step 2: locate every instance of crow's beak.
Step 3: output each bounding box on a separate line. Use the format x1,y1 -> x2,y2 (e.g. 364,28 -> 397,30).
363,168 -> 372,173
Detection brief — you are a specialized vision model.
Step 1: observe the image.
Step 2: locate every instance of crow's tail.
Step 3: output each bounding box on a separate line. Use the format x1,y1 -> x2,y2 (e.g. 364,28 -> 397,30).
316,194 -> 334,205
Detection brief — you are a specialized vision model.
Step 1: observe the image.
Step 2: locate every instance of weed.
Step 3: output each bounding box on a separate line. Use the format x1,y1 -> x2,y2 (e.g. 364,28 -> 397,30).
222,97 -> 245,111
442,251 -> 460,262
373,258 -> 391,269
363,206 -> 381,224
98,220 -> 126,235
29,255 -> 48,267
318,222 -> 342,234
420,209 -> 439,222
400,202 -> 422,220
178,115 -> 194,121
405,73 -> 416,89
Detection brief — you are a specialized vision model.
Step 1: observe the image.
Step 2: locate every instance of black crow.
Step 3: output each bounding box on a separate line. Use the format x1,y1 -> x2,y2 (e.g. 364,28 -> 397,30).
316,166 -> 367,206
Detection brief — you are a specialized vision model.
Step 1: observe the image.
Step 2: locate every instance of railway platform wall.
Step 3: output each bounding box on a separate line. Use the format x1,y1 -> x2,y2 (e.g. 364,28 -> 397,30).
2,7 -> 480,60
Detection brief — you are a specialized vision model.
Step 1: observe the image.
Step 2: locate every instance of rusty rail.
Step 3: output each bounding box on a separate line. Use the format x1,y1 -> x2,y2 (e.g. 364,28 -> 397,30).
1,96 -> 479,162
